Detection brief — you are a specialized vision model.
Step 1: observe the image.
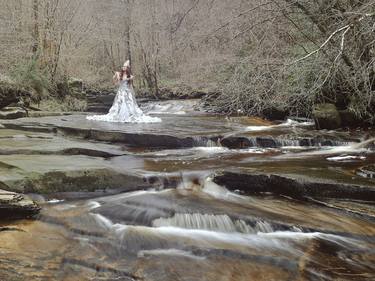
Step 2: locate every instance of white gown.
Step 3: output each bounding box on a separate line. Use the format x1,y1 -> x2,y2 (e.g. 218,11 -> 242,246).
87,80 -> 161,123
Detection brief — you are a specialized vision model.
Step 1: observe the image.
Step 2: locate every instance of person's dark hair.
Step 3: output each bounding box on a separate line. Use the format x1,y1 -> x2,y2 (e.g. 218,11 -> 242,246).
125,68 -> 131,78
119,68 -> 131,81
119,69 -> 125,81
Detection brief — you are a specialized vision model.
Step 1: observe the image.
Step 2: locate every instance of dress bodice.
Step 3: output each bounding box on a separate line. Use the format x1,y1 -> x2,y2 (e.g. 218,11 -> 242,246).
119,80 -> 129,86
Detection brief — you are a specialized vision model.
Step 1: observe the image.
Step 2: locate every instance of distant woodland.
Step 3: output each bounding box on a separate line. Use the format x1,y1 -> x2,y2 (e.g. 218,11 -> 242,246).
0,1 -> 374,123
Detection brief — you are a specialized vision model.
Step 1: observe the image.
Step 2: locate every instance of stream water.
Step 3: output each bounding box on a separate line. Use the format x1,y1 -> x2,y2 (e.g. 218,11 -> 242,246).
0,100 -> 374,281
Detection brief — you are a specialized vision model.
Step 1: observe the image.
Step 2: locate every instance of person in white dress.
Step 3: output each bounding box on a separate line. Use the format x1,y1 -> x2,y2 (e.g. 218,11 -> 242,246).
87,60 -> 161,123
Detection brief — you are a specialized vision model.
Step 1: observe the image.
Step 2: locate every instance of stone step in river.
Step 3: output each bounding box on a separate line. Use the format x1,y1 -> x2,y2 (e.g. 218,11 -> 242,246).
0,105 -> 374,280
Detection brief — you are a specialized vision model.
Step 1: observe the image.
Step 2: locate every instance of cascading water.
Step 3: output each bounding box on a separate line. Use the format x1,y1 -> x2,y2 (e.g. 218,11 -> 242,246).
152,213 -> 274,234
192,136 -> 219,147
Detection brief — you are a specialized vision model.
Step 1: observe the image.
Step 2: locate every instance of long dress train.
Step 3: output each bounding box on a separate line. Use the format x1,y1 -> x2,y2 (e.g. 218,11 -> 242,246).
86,80 -> 161,123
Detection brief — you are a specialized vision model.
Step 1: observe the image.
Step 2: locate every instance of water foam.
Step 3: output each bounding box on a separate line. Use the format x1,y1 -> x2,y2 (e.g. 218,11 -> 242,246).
47,199 -> 64,204
142,103 -> 187,115
87,201 -> 101,210
246,119 -> 314,132
152,213 -> 274,234
327,155 -> 366,162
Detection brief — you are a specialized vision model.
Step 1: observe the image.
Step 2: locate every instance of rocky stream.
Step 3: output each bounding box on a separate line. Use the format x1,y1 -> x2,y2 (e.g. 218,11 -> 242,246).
0,99 -> 374,281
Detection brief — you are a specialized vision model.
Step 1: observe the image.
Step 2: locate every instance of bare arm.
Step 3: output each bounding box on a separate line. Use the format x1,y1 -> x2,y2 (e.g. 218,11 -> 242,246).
112,72 -> 120,84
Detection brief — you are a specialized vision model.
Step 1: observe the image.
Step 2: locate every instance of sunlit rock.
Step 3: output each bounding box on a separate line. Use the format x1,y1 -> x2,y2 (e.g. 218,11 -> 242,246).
0,189 -> 39,219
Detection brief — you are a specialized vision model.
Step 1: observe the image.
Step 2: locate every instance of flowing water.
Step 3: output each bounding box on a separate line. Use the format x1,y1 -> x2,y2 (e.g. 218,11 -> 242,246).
0,101 -> 374,281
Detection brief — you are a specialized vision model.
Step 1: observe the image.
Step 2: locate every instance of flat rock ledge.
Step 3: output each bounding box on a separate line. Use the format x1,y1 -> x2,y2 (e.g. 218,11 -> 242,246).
0,189 -> 40,219
212,171 -> 375,202
1,122 -> 218,149
1,168 -> 162,195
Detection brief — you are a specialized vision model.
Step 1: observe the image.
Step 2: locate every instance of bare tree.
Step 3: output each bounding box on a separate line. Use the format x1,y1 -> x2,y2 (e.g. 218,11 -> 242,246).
0,0 -> 373,122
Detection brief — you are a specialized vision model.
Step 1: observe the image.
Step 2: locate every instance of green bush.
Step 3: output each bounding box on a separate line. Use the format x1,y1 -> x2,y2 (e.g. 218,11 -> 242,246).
10,57 -> 52,103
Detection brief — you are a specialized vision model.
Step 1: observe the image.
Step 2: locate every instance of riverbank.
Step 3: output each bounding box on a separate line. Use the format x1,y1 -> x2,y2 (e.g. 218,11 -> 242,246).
2,74 -> 372,130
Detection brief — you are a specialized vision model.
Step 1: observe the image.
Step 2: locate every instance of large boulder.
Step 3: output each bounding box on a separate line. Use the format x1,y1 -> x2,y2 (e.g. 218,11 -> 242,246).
261,106 -> 288,121
338,109 -> 361,128
313,103 -> 341,130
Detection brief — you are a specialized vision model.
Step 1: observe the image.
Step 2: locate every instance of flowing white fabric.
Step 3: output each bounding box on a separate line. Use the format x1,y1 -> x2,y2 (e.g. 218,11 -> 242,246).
87,80 -> 161,123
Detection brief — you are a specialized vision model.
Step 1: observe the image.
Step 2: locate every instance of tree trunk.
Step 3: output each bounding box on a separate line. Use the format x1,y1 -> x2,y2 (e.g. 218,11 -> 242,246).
32,0 -> 39,54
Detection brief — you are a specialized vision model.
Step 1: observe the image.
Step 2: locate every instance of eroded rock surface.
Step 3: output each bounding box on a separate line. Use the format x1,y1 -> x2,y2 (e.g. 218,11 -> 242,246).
0,107 -> 27,119
0,154 -> 153,195
212,170 -> 375,202
0,189 -> 39,219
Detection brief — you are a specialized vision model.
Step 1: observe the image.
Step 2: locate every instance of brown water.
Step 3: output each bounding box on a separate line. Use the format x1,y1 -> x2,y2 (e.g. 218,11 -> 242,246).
0,105 -> 374,281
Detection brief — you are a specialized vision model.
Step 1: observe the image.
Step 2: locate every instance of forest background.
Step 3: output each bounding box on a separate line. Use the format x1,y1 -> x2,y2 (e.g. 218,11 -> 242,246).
0,0 -> 374,125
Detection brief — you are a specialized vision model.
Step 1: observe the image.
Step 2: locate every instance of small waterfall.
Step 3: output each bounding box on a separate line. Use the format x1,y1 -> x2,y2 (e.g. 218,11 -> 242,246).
141,99 -> 198,115
276,139 -> 301,147
245,118 -> 314,132
273,138 -> 354,148
222,136 -> 355,150
152,213 -> 274,234
192,136 -> 219,147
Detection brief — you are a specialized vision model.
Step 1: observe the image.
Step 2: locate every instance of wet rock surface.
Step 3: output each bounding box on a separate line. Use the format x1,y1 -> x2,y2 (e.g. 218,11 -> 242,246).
220,135 -> 357,149
1,114 -> 230,148
212,170 -> 375,201
0,108 -> 374,280
357,164 -> 375,179
0,154 -> 152,195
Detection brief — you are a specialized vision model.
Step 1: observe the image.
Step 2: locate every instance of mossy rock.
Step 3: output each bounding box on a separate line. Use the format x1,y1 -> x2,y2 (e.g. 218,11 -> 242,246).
68,78 -> 83,90
313,103 -> 341,130
262,106 -> 288,121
